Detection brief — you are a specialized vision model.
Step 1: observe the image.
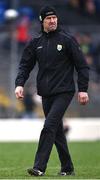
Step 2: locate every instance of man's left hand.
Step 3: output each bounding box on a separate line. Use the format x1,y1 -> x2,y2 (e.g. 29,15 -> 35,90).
78,92 -> 89,105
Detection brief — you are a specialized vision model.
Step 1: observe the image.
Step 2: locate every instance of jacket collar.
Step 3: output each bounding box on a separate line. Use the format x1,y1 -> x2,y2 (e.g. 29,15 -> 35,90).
42,28 -> 60,37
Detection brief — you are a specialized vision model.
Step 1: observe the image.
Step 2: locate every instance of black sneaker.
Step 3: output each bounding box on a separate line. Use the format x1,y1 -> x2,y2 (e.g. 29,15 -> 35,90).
58,170 -> 75,176
27,168 -> 44,176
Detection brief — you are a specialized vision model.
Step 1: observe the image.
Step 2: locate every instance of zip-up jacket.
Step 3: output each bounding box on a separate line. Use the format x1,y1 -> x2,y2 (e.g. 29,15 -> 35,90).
15,29 -> 89,97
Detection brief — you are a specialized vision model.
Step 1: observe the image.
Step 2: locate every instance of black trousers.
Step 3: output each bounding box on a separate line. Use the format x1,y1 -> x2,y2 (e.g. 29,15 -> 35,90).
33,92 -> 74,172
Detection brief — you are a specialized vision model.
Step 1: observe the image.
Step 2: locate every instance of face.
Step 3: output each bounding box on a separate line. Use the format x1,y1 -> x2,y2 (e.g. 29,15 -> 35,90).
43,15 -> 58,32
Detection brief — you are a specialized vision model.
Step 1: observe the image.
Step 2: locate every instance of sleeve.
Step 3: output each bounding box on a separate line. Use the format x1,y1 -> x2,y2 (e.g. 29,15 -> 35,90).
67,36 -> 89,92
15,39 -> 37,87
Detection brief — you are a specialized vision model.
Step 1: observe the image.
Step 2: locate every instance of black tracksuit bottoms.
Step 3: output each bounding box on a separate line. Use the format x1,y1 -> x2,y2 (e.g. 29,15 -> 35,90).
33,92 -> 74,172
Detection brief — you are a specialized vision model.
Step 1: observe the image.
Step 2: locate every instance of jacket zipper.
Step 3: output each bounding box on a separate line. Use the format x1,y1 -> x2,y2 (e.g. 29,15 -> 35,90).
46,37 -> 49,89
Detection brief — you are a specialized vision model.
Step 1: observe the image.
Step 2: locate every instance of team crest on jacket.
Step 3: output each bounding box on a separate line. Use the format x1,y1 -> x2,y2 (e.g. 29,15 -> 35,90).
57,44 -> 62,51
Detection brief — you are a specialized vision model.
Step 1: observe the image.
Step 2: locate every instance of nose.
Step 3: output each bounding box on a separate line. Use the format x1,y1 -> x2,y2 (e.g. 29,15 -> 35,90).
50,17 -> 55,23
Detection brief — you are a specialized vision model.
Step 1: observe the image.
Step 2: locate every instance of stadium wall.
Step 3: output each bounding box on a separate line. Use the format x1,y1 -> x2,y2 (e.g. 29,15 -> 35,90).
0,119 -> 100,142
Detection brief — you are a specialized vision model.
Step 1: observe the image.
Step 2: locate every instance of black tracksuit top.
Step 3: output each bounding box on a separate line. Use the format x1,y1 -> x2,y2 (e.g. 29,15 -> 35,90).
15,29 -> 89,97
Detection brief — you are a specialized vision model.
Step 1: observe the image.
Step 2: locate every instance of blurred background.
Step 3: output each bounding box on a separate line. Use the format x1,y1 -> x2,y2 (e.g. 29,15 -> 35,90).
0,0 -> 100,120
0,1 -> 100,178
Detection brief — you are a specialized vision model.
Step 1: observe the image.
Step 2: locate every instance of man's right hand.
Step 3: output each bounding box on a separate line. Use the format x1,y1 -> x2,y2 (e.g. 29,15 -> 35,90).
15,86 -> 24,99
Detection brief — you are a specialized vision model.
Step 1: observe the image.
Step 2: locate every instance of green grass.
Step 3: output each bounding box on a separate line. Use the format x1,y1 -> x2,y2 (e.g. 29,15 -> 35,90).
0,141 -> 100,179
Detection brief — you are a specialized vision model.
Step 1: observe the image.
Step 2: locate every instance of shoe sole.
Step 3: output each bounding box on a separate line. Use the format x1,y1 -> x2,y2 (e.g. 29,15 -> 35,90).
58,172 -> 75,176
27,169 -> 44,176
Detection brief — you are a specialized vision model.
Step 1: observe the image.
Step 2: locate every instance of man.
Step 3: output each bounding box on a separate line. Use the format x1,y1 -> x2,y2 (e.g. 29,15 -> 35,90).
15,6 -> 89,176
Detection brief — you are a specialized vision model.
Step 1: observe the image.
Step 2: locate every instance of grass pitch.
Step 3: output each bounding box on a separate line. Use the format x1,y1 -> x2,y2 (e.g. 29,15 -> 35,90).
0,141 -> 100,179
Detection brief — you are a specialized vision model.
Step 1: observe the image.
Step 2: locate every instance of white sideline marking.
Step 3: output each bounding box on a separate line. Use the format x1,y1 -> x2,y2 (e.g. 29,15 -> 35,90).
0,118 -> 100,141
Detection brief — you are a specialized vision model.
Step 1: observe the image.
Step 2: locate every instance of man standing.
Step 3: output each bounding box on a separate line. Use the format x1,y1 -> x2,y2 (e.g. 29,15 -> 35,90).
15,6 -> 89,176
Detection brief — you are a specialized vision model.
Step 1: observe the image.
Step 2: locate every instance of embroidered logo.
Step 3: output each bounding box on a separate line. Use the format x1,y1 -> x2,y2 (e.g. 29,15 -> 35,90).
57,44 -> 62,51
37,46 -> 43,49
46,11 -> 54,15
